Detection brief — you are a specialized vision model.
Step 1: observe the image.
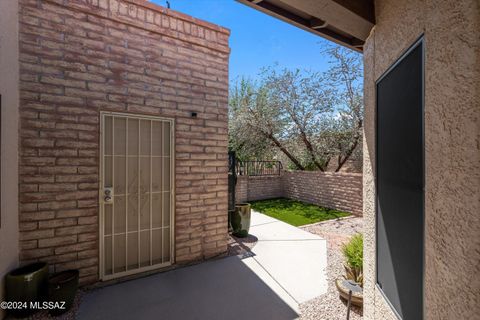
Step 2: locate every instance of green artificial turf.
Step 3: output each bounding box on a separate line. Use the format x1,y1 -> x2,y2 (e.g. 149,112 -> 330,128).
250,198 -> 350,227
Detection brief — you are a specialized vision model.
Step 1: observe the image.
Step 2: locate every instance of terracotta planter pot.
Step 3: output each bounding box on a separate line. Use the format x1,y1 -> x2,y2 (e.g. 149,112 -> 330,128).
231,203 -> 251,238
335,278 -> 363,307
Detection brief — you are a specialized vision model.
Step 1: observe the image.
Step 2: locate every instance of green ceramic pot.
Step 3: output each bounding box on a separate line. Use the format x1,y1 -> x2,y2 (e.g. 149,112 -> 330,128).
6,262 -> 48,318
231,203 -> 251,238
48,270 -> 79,316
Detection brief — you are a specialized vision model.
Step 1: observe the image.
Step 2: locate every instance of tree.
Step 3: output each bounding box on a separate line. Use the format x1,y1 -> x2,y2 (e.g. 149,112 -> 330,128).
229,46 -> 363,172
229,79 -> 305,169
262,67 -> 337,171
324,46 -> 363,171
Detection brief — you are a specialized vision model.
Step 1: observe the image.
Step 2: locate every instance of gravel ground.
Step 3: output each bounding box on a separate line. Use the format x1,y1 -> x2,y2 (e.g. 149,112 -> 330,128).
299,216 -> 363,320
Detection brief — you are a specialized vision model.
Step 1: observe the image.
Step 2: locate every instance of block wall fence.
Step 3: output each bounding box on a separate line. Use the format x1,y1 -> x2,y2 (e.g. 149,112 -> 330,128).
236,171 -> 363,216
17,0 -> 230,284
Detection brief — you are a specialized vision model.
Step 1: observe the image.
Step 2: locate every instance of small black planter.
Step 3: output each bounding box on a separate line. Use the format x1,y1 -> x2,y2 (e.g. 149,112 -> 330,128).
6,262 -> 48,318
48,270 -> 79,316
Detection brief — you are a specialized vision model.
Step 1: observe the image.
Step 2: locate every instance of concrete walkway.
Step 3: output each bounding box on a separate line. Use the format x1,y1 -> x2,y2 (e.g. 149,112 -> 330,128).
77,211 -> 327,320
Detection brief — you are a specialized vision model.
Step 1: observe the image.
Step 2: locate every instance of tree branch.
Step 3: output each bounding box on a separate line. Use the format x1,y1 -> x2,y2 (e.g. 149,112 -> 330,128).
335,120 -> 362,172
267,133 -> 305,170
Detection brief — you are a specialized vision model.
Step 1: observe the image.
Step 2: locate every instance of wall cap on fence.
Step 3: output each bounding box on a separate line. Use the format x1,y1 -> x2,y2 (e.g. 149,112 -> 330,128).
242,174 -> 284,179
284,170 -> 363,177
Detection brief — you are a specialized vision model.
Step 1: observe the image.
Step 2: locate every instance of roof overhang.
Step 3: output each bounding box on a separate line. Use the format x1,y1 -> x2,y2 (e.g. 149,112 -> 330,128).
236,0 -> 375,52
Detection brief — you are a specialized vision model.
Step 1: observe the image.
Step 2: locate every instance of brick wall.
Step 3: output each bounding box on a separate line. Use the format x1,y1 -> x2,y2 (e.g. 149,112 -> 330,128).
18,0 -> 230,284
235,175 -> 284,203
235,171 -> 363,216
283,171 -> 363,215
235,176 -> 248,204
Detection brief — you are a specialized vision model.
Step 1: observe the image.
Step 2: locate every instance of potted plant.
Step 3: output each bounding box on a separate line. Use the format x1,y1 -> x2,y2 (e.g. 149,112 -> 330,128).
336,233 -> 363,307
231,203 -> 251,238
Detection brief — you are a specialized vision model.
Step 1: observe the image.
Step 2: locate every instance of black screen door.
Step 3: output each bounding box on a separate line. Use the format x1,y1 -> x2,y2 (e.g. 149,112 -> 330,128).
376,38 -> 424,320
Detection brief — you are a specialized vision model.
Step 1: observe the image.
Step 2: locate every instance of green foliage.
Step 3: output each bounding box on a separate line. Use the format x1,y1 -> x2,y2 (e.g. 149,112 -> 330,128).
251,198 -> 350,226
342,233 -> 363,286
228,46 -> 364,171
228,78 -> 280,161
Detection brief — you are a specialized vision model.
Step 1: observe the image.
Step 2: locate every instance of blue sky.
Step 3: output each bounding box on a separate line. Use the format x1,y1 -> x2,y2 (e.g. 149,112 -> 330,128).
151,0 -> 336,82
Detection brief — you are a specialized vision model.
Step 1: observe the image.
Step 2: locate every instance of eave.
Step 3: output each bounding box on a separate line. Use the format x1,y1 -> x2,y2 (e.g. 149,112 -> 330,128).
236,0 -> 375,53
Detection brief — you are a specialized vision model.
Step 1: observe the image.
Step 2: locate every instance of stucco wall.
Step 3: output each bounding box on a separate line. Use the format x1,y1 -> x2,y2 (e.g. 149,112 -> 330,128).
0,0 -> 20,317
363,0 -> 480,319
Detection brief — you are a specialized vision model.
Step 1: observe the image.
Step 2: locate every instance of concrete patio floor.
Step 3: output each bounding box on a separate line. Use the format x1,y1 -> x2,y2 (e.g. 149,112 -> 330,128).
78,211 -> 327,320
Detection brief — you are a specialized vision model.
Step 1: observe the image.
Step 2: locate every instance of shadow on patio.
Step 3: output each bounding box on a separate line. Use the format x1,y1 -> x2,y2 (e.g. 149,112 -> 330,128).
78,212 -> 329,320
78,253 -> 298,320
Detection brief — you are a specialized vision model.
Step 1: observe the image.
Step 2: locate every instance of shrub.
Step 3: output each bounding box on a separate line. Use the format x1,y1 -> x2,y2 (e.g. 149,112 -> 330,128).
342,233 -> 363,286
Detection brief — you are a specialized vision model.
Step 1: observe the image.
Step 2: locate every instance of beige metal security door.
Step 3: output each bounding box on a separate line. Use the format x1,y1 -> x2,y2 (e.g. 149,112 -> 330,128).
100,112 -> 174,280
